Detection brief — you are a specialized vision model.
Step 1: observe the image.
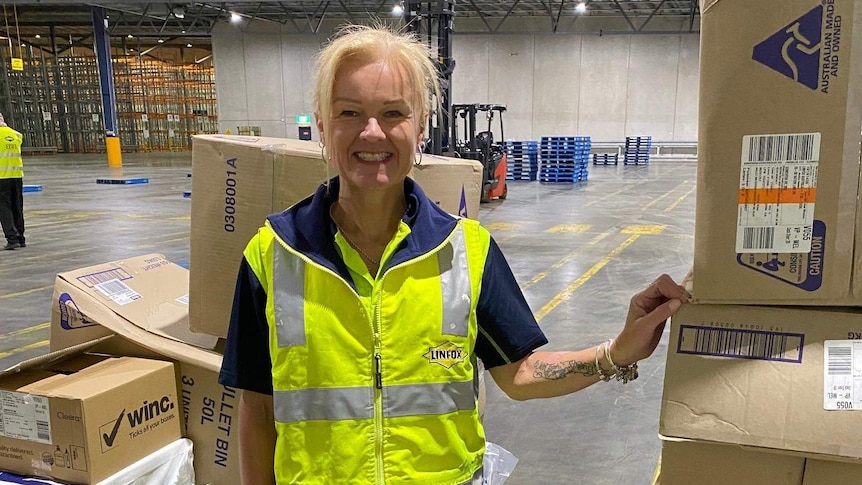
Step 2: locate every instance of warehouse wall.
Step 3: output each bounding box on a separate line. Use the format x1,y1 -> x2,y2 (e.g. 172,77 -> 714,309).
212,17 -> 699,142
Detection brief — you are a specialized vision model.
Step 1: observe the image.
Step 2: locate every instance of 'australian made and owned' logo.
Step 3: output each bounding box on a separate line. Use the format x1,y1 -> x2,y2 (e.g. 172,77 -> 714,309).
752,1 -> 843,92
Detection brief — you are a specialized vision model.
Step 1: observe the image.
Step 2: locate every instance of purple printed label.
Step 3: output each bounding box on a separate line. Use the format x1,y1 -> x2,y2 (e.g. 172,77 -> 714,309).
677,325 -> 804,363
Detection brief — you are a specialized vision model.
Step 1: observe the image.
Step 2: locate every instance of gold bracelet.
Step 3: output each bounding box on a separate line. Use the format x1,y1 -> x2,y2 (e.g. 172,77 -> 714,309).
604,338 -> 639,384
594,342 -> 615,382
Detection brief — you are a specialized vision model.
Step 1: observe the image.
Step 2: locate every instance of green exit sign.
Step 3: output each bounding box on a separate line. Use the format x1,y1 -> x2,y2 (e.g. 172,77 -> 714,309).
295,114 -> 312,125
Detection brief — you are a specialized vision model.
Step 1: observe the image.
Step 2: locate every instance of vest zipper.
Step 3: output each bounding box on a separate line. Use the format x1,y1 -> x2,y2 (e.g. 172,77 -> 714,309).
373,286 -> 384,485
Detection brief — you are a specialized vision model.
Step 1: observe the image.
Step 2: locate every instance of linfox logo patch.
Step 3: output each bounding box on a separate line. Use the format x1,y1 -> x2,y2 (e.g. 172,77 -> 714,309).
424,342 -> 466,369
752,2 -> 843,92
99,395 -> 175,452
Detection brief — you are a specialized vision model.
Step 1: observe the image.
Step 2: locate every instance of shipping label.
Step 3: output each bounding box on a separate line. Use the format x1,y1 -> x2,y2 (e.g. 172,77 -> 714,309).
94,278 -> 141,306
0,392 -> 51,444
824,340 -> 862,411
736,133 -> 821,254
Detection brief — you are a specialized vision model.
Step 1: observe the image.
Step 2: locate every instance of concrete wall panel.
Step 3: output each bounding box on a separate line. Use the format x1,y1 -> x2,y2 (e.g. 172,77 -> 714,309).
212,29 -> 248,121
242,34 -> 285,122
578,35 -> 631,141
626,35 -> 680,141
674,34 -> 700,141
532,36 -> 581,138
488,35 -> 534,140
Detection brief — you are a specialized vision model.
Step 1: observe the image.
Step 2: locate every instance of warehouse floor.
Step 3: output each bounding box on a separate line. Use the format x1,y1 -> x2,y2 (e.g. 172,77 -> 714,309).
0,151 -> 696,484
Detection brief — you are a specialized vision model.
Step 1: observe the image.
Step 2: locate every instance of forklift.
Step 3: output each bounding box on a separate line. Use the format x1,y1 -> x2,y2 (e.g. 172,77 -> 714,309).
450,104 -> 508,202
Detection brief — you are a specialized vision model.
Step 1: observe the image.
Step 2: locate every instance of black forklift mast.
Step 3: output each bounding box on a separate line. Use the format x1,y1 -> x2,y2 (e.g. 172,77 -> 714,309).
405,0 -> 455,156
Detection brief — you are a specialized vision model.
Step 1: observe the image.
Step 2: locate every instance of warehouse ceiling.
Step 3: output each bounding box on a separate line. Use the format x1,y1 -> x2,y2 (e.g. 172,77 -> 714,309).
0,1 -> 700,51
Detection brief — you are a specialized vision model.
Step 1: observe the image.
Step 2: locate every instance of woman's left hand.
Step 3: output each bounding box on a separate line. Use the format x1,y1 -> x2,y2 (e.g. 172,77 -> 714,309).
610,274 -> 690,365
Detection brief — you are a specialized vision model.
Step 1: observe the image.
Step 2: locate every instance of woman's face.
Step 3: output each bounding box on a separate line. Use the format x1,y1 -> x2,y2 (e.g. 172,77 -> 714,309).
321,58 -> 420,193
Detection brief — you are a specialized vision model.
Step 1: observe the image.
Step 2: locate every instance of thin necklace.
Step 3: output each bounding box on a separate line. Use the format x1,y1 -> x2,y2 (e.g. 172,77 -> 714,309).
331,206 -> 380,266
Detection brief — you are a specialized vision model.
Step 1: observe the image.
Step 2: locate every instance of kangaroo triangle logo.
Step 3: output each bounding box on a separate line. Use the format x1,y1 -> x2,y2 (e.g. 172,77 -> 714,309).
752,5 -> 822,90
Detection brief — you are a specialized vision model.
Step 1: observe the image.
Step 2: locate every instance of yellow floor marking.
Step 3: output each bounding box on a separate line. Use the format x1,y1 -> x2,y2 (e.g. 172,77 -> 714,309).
170,215 -> 191,221
622,224 -> 666,235
534,225 -> 663,322
645,180 -> 689,208
522,231 -> 610,291
484,222 -> 520,232
544,224 -> 590,234
0,285 -> 53,299
535,233 -> 640,322
0,322 -> 50,339
0,340 -> 49,360
665,186 -> 696,212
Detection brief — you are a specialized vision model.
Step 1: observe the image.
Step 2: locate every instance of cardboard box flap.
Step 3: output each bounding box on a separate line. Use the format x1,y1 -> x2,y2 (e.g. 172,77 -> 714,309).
57,254 -> 216,350
699,0 -> 719,13
20,357 -> 172,400
0,336 -> 113,377
194,134 -> 321,157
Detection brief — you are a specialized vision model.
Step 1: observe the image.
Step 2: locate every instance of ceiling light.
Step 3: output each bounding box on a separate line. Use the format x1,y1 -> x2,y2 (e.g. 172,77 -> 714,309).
187,43 -> 193,48
172,6 -> 185,19
127,34 -> 134,38
34,34 -> 41,39
575,2 -> 587,13
230,12 -> 242,22
392,2 -> 404,15
158,39 -> 164,43
181,30 -> 186,33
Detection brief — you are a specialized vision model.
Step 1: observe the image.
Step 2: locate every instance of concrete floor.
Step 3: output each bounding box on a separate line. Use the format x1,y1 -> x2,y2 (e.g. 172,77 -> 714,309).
0,151 -> 696,484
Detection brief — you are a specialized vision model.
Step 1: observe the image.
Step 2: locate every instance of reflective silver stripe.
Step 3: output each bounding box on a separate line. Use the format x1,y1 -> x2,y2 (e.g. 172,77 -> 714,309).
0,153 -> 21,158
272,245 -> 306,347
438,225 -> 471,336
273,387 -> 374,423
0,165 -> 23,170
383,381 -> 476,417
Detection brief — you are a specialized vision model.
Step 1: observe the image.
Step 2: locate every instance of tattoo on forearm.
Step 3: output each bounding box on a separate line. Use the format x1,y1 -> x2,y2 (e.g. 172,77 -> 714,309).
532,360 -> 598,380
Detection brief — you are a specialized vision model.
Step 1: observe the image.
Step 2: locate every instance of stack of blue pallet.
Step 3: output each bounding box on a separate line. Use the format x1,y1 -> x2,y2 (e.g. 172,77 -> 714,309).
592,153 -> 619,165
624,136 -> 652,165
505,140 -> 539,181
539,136 -> 591,183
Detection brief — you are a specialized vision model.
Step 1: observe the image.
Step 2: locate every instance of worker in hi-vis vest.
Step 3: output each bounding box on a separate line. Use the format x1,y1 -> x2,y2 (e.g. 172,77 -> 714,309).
0,112 -> 24,250
218,25 -> 690,485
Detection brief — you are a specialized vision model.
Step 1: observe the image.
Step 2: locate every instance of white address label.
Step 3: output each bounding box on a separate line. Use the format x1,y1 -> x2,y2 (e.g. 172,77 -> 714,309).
0,391 -> 51,444
95,278 -> 141,306
824,340 -> 862,411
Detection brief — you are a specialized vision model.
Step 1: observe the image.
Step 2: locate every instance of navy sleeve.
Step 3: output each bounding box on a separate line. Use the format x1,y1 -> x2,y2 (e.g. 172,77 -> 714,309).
475,238 -> 548,368
218,257 -> 274,395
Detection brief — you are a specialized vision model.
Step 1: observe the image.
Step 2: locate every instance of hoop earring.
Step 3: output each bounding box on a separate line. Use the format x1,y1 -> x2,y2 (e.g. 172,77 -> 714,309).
414,144 -> 424,166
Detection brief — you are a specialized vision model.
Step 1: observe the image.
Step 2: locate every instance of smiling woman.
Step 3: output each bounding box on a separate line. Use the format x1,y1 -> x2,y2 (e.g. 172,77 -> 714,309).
217,23 -> 689,485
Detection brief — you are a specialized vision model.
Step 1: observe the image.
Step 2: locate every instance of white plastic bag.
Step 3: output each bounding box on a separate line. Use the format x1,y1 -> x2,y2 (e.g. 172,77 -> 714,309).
483,442 -> 519,485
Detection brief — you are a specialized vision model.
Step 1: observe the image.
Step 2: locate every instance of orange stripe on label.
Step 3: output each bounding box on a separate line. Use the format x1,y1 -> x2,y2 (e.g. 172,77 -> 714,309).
738,187 -> 816,204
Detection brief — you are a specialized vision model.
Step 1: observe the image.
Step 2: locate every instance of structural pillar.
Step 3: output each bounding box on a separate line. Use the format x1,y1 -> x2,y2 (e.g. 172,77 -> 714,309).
91,6 -> 122,167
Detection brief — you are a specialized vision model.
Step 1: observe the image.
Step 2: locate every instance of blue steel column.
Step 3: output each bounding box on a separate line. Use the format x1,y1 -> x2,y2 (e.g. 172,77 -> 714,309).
91,6 -> 122,166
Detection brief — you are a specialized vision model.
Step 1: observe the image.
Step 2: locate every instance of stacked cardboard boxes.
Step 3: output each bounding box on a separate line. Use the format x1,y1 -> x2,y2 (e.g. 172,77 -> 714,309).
659,0 -> 862,482
48,254 -> 240,485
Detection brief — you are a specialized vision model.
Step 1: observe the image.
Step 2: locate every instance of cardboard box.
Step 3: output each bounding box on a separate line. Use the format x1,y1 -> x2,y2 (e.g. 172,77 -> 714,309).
50,255 -> 240,485
0,349 -> 181,484
189,134 -> 484,337
661,303 -> 862,459
658,439 -> 862,485
692,0 -> 862,304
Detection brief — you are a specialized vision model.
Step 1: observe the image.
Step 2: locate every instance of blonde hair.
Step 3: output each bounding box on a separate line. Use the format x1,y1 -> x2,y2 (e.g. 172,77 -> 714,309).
313,24 -> 441,147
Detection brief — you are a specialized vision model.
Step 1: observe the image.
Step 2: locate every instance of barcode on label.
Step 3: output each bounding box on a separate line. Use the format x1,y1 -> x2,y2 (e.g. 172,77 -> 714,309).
77,268 -> 132,288
37,421 -> 50,441
827,345 -> 852,376
742,227 -> 775,250
94,278 -> 141,305
745,134 -> 818,162
677,326 -> 803,362
97,279 -> 131,297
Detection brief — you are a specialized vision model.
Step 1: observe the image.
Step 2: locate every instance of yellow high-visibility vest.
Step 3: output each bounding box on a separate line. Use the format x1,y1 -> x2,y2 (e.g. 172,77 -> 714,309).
245,216 -> 490,484
0,126 -> 23,179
